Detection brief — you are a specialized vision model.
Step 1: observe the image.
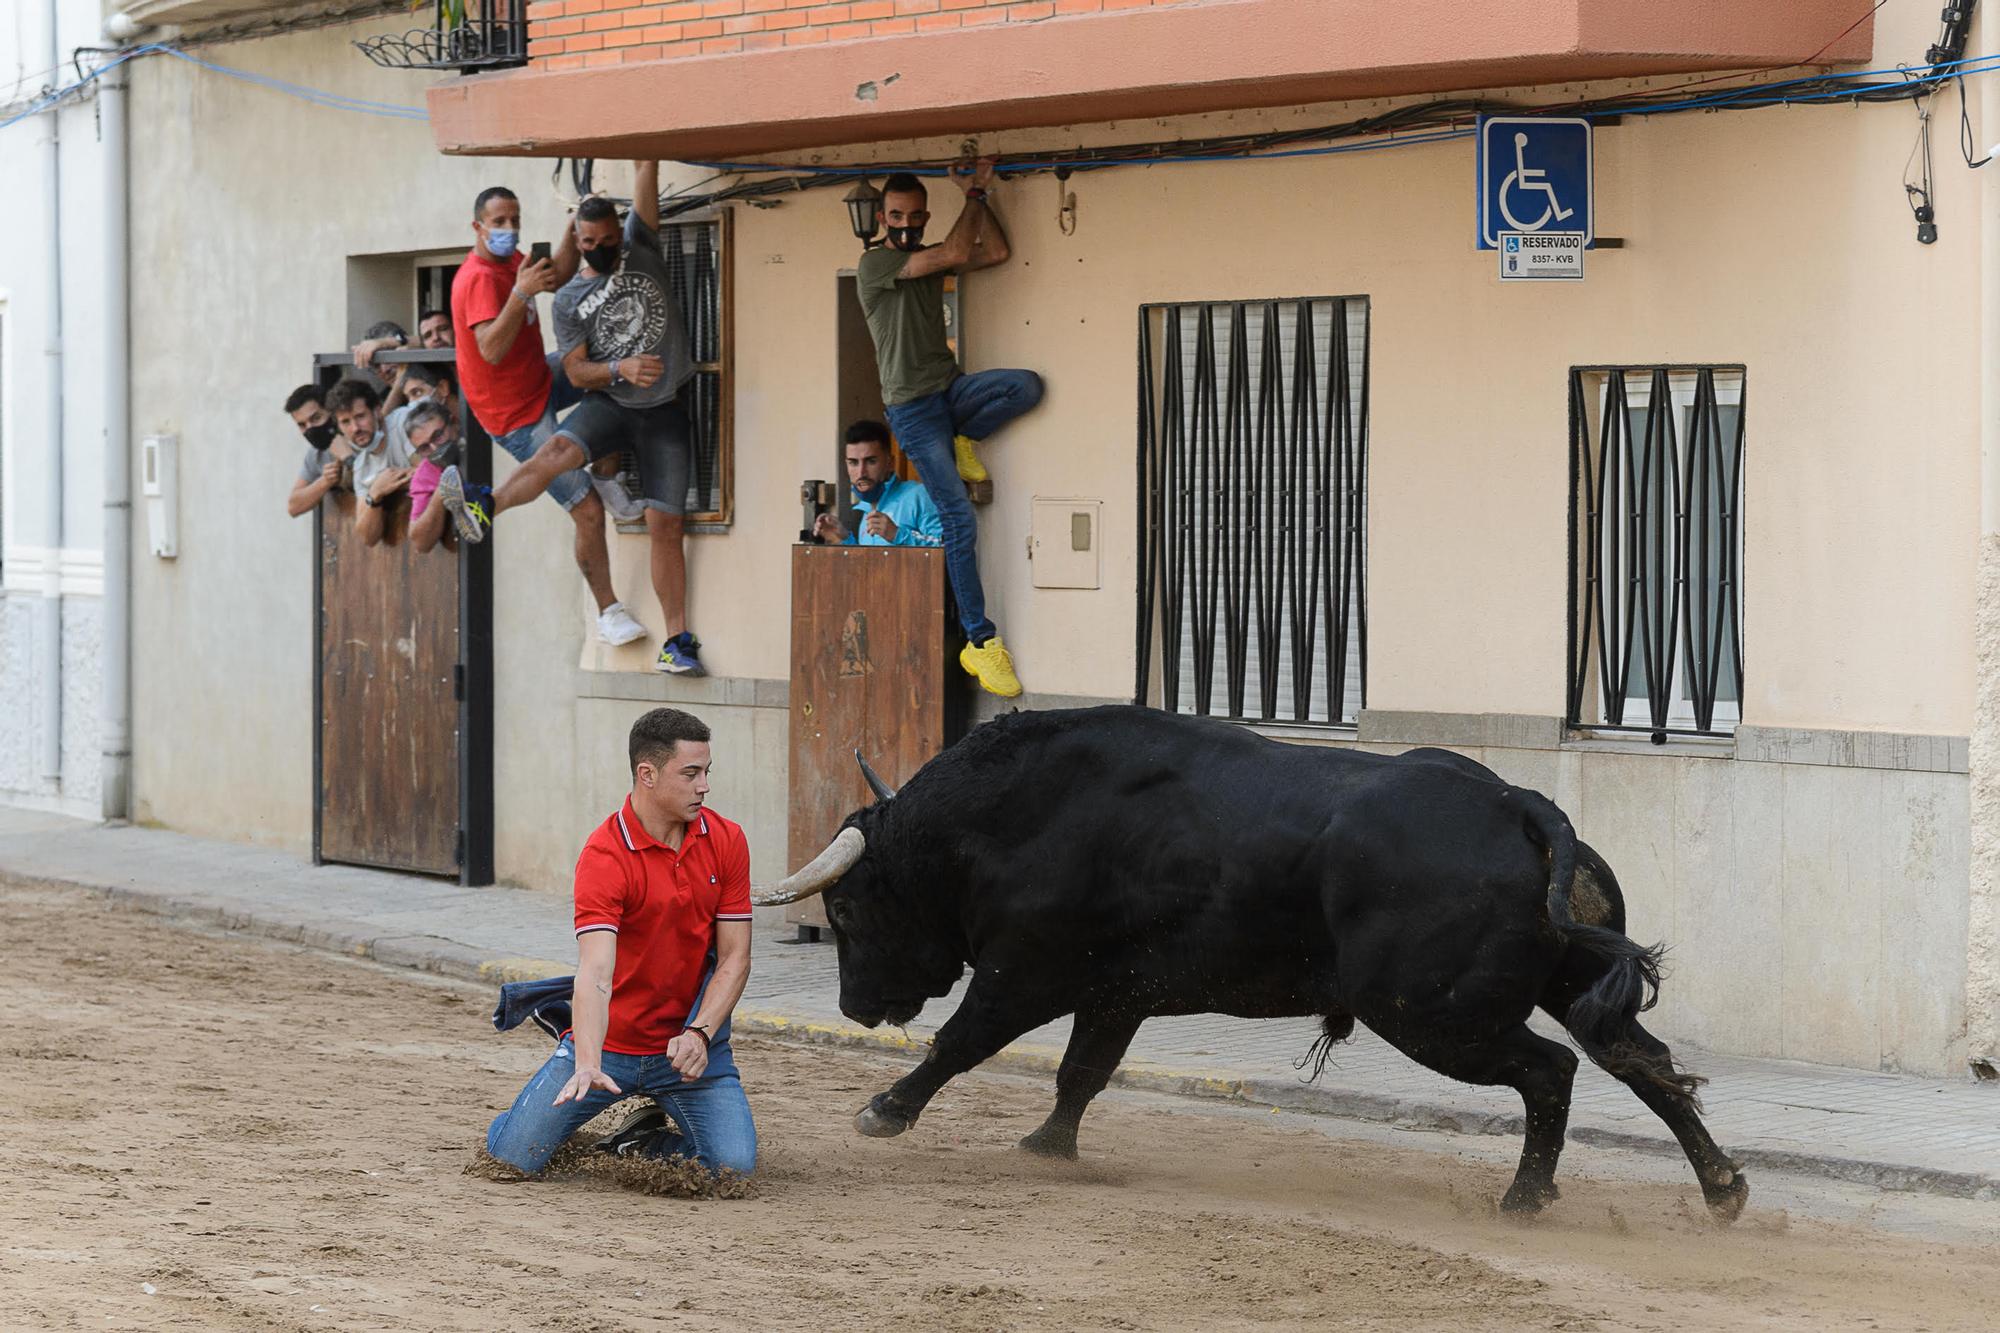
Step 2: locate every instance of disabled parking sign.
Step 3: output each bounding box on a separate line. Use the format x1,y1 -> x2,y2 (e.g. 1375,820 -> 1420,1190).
1477,115 -> 1592,250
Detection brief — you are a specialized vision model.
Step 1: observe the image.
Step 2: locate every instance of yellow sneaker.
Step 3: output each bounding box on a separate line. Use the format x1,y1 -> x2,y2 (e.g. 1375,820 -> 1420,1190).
952,434 -> 989,484
960,635 -> 1022,698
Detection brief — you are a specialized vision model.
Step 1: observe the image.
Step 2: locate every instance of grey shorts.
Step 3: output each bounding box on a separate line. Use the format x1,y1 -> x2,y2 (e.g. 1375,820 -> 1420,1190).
554,391 -> 692,515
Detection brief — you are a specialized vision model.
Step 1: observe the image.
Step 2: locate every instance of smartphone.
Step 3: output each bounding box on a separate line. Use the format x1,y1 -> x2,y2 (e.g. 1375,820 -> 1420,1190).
529,240 -> 552,266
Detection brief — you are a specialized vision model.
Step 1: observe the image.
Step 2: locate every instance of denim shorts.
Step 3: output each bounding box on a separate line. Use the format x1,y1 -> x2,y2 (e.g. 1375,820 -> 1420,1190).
491,356 -> 592,511
554,391 -> 692,515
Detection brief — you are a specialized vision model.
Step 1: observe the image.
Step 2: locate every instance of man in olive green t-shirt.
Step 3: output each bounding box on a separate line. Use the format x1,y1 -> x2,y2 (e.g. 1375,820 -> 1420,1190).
852,161 -> 1044,699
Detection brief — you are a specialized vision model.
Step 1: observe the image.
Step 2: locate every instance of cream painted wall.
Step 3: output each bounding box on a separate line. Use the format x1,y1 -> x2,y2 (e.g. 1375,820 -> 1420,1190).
708,87 -> 1979,736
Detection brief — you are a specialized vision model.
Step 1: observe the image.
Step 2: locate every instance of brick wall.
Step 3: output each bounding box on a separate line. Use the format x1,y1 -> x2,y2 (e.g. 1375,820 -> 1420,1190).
525,0 -> 1204,70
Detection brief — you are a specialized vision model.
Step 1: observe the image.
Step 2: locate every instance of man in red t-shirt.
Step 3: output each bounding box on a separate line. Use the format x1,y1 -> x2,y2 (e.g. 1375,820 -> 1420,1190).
484,707 -> 757,1177
444,185 -> 649,649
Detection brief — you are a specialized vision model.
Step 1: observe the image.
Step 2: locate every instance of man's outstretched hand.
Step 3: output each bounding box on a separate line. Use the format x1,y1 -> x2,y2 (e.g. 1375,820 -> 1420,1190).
552,1065 -> 622,1105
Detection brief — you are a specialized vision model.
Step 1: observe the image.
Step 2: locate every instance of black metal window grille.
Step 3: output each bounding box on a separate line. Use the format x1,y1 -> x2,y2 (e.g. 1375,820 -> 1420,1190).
355,2 -> 530,74
1568,365 -> 1745,736
1137,297 -> 1369,726
613,215 -> 733,527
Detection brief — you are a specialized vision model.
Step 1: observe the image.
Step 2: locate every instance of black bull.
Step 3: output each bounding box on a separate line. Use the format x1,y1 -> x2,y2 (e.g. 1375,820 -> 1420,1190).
763,706 -> 1747,1220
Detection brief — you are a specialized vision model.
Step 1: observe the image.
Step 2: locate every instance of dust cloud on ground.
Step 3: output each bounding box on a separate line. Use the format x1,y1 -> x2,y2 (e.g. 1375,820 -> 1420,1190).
3,884 -> 1996,1331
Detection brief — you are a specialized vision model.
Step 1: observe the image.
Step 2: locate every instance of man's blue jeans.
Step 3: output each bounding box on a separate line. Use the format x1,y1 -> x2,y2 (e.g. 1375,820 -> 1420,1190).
884,368 -> 1044,643
491,354 -> 591,511
485,1035 -> 757,1177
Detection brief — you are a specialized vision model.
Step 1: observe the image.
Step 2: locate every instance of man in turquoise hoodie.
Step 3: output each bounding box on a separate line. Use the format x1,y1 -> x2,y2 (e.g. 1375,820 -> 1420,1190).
811,420 -> 944,548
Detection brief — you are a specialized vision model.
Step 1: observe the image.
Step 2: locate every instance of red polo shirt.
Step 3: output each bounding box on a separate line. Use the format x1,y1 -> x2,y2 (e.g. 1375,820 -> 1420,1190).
573,798 -> 753,1056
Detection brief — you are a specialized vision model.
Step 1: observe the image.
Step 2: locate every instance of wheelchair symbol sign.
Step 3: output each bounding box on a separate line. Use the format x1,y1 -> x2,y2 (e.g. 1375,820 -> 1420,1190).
1477,116 -> 1592,249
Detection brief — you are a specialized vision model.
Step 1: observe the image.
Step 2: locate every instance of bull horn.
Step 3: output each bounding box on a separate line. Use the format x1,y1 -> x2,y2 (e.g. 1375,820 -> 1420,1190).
855,750 -> 898,803
751,826 -> 865,906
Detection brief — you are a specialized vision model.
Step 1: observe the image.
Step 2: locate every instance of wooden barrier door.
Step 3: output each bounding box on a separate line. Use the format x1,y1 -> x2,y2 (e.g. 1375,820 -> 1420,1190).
311,349 -> 493,883
788,544 -> 965,930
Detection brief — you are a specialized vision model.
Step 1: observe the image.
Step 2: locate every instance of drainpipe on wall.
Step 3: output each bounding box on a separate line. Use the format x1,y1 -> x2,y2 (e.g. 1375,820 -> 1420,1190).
99,48 -> 132,824
1970,2 -> 2000,1080
35,0 -> 65,783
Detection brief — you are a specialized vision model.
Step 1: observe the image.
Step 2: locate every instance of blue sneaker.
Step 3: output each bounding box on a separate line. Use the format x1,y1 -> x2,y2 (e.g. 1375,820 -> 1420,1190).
656,632 -> 706,676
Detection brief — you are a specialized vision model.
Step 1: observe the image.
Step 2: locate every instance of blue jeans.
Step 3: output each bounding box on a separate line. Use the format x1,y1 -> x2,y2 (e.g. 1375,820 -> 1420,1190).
884,368 -> 1044,643
485,1035 -> 757,1177
491,355 -> 591,511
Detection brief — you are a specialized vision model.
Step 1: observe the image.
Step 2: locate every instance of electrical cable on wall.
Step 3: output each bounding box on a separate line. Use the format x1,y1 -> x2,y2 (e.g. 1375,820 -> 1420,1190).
6,0 -> 1992,244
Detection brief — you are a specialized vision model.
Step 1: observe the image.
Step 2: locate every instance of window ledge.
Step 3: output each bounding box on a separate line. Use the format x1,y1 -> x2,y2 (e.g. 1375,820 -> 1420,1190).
1560,730 -> 1736,759
574,668 -> 787,709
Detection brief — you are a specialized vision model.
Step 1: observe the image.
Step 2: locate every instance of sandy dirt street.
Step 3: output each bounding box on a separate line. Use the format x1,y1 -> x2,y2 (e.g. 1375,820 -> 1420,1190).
3,885 -> 1998,1332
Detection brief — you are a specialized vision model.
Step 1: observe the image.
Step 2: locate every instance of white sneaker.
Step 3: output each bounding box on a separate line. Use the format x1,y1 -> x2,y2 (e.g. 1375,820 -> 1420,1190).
597,602 -> 648,646
592,473 -> 645,523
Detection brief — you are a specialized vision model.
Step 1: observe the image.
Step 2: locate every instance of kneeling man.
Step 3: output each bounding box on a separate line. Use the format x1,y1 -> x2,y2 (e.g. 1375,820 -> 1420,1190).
485,707 -> 756,1178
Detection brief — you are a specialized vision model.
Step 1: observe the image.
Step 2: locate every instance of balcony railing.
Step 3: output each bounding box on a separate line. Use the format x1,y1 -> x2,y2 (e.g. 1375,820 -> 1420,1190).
356,1 -> 529,75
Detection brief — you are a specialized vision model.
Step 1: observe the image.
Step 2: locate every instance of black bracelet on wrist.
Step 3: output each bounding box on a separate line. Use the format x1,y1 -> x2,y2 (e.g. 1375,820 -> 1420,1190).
684,1023 -> 712,1049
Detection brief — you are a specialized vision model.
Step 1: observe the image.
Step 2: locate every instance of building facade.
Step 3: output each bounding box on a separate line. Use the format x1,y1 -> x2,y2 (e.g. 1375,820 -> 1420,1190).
10,0 -> 1995,1078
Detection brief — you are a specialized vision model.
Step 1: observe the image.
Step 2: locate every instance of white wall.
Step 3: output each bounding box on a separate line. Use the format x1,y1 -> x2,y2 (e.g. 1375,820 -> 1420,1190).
0,0 -> 116,815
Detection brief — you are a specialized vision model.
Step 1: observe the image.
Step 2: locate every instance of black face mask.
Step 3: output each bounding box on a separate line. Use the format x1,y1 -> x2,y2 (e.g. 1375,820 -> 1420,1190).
885,224 -> 925,250
303,421 -> 337,450
582,242 -> 621,274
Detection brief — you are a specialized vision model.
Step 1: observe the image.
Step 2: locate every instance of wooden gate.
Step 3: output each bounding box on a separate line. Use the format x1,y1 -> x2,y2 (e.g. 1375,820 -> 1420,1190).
311,350 -> 493,883
787,544 -> 966,929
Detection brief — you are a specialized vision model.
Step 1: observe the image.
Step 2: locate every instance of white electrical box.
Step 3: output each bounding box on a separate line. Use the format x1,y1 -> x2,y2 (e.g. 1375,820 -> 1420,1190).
142,433 -> 178,558
1029,497 -> 1102,589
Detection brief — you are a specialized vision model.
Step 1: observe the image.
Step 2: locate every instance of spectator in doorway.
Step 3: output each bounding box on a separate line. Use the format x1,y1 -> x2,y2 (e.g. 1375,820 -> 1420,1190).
351,319 -> 416,410
812,421 -> 943,548
854,160 -> 1043,698
331,379 -> 412,543
284,383 -> 349,518
403,400 -> 464,554
418,307 -> 454,349
438,182 -> 648,648
358,398 -> 459,550
353,364 -> 466,548
445,162 -> 707,677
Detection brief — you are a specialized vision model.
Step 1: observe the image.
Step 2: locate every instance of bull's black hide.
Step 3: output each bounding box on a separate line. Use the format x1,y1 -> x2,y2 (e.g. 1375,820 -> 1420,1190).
810,706 -> 1747,1221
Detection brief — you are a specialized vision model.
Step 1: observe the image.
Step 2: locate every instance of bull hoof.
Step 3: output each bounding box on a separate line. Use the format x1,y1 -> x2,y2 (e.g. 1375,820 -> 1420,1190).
1499,1179 -> 1559,1215
1017,1125 -> 1079,1160
854,1100 -> 912,1139
1703,1171 -> 1750,1225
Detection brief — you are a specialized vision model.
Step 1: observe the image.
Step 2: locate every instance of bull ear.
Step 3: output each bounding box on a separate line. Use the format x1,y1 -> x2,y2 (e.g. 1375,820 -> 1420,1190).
854,750 -> 898,803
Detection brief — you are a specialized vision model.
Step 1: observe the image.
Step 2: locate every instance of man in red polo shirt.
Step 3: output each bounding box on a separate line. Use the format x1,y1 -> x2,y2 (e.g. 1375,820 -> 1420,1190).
444,185 -> 649,649
484,707 -> 757,1177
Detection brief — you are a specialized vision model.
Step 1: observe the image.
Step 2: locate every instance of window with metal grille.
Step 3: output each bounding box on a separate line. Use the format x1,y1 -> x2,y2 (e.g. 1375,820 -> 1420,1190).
1568,365 -> 1744,736
1137,297 -> 1369,726
613,214 -> 733,529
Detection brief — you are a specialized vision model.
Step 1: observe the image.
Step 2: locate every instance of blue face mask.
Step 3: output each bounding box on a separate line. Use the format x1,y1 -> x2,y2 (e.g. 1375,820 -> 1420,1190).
485,227 -> 519,259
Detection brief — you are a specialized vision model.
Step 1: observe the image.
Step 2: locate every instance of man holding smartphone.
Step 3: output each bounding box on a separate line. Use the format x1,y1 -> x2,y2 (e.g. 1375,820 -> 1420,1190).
446,185 -> 650,648
447,162 -> 708,677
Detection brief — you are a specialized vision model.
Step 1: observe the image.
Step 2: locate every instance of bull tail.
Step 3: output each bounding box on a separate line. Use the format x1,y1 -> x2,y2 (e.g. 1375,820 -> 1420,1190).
1518,792 -> 1706,1111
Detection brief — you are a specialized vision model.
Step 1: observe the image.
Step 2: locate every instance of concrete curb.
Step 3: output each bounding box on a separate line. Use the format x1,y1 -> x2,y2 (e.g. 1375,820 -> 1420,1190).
14,867 -> 1998,1203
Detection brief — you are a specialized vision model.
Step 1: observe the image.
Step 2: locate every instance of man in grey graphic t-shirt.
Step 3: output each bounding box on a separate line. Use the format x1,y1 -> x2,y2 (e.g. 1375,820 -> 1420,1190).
471,161 -> 708,677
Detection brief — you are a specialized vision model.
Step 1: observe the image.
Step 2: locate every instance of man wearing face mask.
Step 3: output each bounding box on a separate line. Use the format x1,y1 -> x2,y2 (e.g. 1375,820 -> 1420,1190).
445,185 -> 651,648
283,383 -> 350,519
854,160 -> 1044,699
450,161 -> 708,677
